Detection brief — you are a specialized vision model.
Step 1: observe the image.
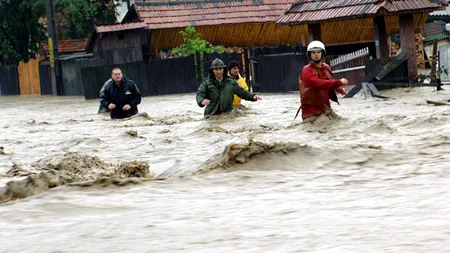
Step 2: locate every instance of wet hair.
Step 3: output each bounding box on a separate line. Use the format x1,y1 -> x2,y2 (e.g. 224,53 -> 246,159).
111,68 -> 122,74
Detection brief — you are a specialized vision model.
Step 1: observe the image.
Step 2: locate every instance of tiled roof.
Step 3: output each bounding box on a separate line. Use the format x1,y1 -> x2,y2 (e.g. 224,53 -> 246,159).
134,0 -> 293,29
41,38 -> 88,53
95,22 -> 148,33
277,0 -> 445,24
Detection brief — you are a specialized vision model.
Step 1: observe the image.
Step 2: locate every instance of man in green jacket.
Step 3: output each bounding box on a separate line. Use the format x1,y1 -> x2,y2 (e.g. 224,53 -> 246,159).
196,58 -> 262,118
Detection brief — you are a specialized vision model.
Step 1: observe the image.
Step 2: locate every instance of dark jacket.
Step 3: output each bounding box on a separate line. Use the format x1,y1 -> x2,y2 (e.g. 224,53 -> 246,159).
100,78 -> 142,119
196,75 -> 256,117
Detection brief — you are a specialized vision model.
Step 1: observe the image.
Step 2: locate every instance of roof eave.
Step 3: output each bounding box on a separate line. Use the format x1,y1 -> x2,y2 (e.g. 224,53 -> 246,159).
277,8 -> 442,25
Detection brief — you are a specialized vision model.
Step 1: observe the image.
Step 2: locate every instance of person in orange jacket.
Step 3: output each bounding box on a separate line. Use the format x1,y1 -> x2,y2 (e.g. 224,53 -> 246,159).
227,60 -> 249,107
298,40 -> 349,121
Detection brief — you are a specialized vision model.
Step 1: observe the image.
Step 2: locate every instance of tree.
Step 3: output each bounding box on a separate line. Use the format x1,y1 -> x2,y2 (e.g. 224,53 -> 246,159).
171,26 -> 225,78
0,0 -> 45,64
172,26 -> 225,56
0,0 -> 124,65
53,0 -> 122,39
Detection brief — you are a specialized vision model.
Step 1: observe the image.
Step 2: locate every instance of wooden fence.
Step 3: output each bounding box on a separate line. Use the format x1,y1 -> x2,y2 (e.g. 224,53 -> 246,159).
18,58 -> 41,95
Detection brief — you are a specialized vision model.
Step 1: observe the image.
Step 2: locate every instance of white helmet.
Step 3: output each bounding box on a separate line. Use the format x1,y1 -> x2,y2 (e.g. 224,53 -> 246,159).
307,40 -> 326,54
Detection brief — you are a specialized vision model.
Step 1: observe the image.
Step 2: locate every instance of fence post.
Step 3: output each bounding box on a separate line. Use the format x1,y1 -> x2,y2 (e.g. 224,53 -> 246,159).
244,48 -> 250,81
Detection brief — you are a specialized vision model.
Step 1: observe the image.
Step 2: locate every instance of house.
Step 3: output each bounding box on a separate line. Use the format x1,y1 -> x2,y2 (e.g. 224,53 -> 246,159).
86,22 -> 149,64
276,0 -> 447,81
40,38 -> 89,57
121,0 -> 302,58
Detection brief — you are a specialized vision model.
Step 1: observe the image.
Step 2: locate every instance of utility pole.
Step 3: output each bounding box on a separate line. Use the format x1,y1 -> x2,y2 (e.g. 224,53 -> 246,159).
45,0 -> 59,95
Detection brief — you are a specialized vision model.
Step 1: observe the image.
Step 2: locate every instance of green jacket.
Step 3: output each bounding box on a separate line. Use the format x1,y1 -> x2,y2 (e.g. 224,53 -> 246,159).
196,75 -> 256,117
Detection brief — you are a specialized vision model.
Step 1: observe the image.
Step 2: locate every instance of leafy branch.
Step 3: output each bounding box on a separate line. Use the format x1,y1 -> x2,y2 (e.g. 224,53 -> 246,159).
171,26 -> 225,56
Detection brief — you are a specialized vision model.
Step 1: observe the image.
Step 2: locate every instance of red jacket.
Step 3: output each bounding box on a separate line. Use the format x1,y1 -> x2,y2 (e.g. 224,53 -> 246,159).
298,62 -> 343,120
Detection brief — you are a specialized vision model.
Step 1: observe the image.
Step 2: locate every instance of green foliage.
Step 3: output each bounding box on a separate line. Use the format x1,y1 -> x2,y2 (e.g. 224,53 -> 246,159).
0,0 -> 46,64
0,0 -> 124,65
54,0 -> 122,39
172,26 -> 225,56
418,66 -> 449,83
171,26 -> 225,78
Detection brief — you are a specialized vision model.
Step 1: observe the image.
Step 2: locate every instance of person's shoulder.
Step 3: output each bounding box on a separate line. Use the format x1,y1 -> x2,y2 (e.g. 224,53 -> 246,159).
302,64 -> 312,73
104,81 -> 113,90
225,75 -> 237,83
302,62 -> 313,70
123,78 -> 135,84
237,74 -> 245,81
123,78 -> 139,88
201,76 -> 213,85
321,63 -> 333,72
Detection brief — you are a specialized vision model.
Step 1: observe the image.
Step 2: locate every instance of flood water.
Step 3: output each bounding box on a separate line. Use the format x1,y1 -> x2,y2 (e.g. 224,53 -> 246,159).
1,87 -> 450,252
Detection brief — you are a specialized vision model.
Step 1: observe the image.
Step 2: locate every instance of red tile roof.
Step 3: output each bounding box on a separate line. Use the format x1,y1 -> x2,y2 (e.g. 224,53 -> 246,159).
134,0 -> 293,29
95,22 -> 148,33
277,0 -> 445,24
41,38 -> 88,53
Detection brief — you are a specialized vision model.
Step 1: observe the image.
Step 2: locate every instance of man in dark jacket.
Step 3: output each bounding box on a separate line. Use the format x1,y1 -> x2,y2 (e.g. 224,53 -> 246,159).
196,58 -> 262,118
100,68 -> 142,119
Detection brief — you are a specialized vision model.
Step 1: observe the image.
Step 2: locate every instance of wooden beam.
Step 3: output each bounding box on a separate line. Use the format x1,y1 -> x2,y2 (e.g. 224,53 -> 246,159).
308,23 -> 322,42
431,39 -> 438,82
374,82 -> 439,88
373,16 -> 389,60
399,14 -> 418,81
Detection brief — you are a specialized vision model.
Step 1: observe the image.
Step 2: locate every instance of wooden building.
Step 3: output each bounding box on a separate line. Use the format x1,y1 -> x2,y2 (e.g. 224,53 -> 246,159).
276,0 -> 447,81
122,0 -> 305,57
86,22 -> 149,64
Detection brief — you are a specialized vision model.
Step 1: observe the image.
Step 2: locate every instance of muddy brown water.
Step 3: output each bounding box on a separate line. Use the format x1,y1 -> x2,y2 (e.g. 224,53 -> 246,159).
1,87 -> 450,252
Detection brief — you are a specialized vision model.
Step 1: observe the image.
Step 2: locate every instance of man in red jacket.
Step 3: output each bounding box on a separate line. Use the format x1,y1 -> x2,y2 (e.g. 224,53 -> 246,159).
299,41 -> 349,121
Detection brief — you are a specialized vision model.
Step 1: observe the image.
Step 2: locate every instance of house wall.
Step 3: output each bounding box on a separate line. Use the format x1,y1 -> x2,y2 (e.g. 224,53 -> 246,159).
101,30 -> 141,50
149,22 -> 309,55
424,38 -> 450,59
99,30 -> 143,64
148,13 -> 429,56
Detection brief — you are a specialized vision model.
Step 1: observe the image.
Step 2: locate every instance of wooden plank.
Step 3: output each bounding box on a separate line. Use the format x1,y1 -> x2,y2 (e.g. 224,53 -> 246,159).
18,58 -> 41,95
374,82 -> 439,88
375,52 -> 408,81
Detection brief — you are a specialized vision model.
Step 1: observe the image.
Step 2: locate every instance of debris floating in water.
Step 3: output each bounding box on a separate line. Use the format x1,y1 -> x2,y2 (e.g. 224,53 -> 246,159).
0,153 -> 154,204
126,130 -> 138,137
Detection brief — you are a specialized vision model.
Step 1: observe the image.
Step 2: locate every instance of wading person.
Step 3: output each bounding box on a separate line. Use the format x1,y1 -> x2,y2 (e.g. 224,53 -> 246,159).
298,40 -> 349,121
98,78 -> 112,113
100,68 -> 142,119
196,58 -> 262,118
227,60 -> 249,107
